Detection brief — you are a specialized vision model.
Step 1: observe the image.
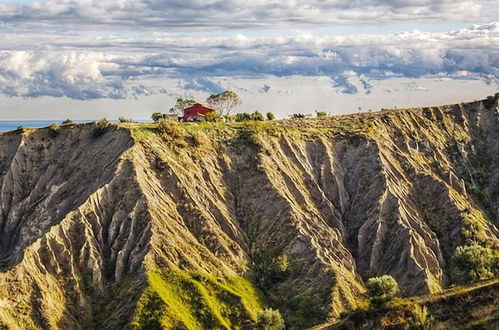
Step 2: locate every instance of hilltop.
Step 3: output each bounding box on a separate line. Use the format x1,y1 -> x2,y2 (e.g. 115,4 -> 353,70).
0,95 -> 498,329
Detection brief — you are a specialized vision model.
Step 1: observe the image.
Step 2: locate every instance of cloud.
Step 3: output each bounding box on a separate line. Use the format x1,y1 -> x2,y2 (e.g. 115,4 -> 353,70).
0,23 -> 498,98
0,0 -> 496,30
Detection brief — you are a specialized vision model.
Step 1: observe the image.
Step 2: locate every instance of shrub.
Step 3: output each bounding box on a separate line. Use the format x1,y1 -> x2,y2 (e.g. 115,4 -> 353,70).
157,120 -> 185,141
250,111 -> 265,121
255,309 -> 285,330
93,118 -> 111,138
118,116 -> 134,123
316,111 -> 327,118
253,251 -> 289,289
48,124 -> 61,137
61,119 -> 73,125
366,275 -> 398,307
453,244 -> 498,283
224,114 -> 236,122
405,304 -> 433,330
290,113 -> 306,119
151,112 -> 163,123
235,112 -> 252,122
266,112 -> 275,121
203,112 -> 222,122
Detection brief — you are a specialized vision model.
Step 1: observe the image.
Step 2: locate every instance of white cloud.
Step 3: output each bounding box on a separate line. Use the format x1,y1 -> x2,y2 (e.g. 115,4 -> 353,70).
0,23 -> 497,98
0,0 -> 496,30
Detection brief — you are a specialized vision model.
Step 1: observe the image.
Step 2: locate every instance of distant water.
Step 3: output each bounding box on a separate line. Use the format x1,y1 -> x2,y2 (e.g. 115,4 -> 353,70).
0,120 -> 149,132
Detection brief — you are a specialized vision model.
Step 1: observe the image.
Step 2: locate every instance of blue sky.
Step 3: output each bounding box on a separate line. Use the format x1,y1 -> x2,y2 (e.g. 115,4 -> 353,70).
0,0 -> 498,119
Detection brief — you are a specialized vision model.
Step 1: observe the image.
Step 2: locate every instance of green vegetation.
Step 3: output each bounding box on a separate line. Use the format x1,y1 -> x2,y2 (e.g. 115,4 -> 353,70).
251,111 -> 265,121
169,98 -> 196,116
266,112 -> 275,121
132,270 -> 265,330
287,295 -> 327,329
290,113 -> 306,119
118,116 -> 134,123
255,309 -> 285,330
452,244 -> 499,283
252,250 -> 289,290
93,118 -> 111,138
48,124 -> 61,137
61,119 -> 73,125
366,275 -> 398,307
207,90 -> 241,116
202,112 -> 222,122
151,112 -> 163,123
316,110 -> 327,118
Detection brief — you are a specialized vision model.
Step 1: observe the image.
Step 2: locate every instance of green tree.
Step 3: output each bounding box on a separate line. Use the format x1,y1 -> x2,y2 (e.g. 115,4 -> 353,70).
365,275 -> 398,307
453,244 -> 498,283
169,98 -> 196,116
206,91 -> 241,116
255,309 -> 285,330
151,112 -> 163,123
316,110 -> 327,118
266,112 -> 275,121
235,112 -> 252,122
203,112 -> 222,122
250,111 -> 265,121
61,119 -> 73,125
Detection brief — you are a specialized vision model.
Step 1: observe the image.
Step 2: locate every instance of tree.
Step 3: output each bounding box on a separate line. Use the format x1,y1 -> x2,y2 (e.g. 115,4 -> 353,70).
118,117 -> 133,123
255,309 -> 285,330
61,119 -> 73,125
206,90 -> 241,116
316,111 -> 327,118
266,112 -> 275,121
169,98 -> 196,116
235,112 -> 252,122
366,275 -> 398,307
250,111 -> 265,121
151,112 -> 163,123
453,244 -> 498,283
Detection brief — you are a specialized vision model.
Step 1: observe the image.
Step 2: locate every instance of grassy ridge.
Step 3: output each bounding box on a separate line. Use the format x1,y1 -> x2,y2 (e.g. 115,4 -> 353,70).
132,270 -> 265,329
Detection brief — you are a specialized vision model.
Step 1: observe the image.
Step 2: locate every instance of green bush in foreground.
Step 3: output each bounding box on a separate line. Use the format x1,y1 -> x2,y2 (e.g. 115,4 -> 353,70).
366,275 -> 398,307
255,309 -> 285,330
453,244 -> 499,283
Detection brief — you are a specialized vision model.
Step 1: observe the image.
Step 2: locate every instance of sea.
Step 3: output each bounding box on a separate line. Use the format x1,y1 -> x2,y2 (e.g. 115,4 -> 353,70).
0,120 -> 149,132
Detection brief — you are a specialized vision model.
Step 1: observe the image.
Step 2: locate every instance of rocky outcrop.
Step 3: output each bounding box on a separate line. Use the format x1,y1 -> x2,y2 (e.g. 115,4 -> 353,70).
0,96 -> 498,329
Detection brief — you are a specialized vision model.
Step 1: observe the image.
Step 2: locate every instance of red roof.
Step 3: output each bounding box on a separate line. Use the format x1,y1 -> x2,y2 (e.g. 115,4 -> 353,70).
183,103 -> 216,121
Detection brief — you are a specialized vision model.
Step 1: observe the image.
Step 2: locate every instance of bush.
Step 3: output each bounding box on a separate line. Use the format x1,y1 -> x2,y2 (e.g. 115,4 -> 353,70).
250,111 -> 265,121
151,112 -> 163,123
118,116 -> 134,123
235,112 -> 252,122
203,112 -> 222,122
157,120 -> 185,141
93,118 -> 111,138
266,112 -> 275,121
366,275 -> 398,307
453,244 -> 499,283
255,309 -> 285,330
253,251 -> 289,290
316,111 -> 327,118
290,113 -> 306,119
61,119 -> 73,125
48,124 -> 61,137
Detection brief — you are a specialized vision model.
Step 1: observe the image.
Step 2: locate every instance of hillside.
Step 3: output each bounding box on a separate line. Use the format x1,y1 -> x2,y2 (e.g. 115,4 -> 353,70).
0,95 -> 498,329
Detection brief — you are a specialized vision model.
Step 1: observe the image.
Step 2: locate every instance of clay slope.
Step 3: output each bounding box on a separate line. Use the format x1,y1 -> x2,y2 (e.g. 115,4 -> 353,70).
0,96 -> 497,329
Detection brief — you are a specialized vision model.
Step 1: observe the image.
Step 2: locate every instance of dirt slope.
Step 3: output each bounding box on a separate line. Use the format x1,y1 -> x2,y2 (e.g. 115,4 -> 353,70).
0,96 -> 498,329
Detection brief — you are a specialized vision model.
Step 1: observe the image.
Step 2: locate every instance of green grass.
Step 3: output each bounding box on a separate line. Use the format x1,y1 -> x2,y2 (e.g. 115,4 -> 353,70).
132,270 -> 266,329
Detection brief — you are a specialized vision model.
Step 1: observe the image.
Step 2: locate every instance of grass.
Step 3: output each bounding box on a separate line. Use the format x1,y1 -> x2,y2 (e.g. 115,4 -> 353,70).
132,270 -> 266,330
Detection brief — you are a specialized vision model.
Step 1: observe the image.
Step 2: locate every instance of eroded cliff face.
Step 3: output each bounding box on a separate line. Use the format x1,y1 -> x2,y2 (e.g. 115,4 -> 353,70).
0,97 -> 498,329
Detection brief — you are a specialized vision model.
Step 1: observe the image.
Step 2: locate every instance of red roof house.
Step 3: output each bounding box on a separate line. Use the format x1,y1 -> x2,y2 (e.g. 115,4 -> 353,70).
182,103 -> 216,122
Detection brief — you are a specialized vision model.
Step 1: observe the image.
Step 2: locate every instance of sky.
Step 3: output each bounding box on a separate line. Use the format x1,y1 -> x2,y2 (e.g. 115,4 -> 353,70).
0,0 -> 498,120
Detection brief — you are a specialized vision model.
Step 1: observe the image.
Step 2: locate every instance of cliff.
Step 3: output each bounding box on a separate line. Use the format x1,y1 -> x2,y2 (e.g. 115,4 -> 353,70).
0,96 -> 498,329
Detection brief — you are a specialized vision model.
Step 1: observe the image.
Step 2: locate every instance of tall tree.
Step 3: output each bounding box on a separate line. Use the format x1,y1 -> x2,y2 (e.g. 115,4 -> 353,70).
206,91 -> 241,116
169,98 -> 196,116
